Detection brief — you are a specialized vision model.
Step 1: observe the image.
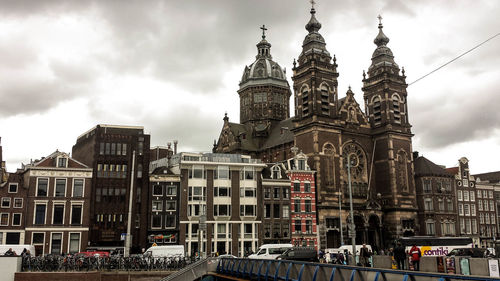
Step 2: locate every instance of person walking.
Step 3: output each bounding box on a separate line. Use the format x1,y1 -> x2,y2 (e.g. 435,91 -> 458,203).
393,242 -> 406,270
409,244 -> 421,271
360,244 -> 371,267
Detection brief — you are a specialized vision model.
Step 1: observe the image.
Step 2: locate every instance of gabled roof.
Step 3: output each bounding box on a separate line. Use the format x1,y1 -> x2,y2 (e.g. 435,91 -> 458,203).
29,150 -> 89,169
445,167 -> 459,176
473,171 -> 500,183
414,156 -> 451,177
151,166 -> 177,176
226,122 -> 259,152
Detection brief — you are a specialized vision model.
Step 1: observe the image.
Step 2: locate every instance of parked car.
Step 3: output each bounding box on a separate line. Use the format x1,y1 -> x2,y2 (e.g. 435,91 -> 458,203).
248,244 -> 293,260
277,247 -> 318,262
446,248 -> 486,258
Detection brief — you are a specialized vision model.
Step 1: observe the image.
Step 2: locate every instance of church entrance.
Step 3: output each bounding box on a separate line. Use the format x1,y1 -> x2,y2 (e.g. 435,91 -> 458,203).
326,230 -> 341,248
367,215 -> 381,250
354,215 -> 365,245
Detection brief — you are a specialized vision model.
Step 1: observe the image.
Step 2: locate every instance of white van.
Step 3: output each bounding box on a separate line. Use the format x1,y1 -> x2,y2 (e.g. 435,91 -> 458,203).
144,245 -> 185,258
248,244 -> 293,260
0,245 -> 36,256
337,244 -> 372,255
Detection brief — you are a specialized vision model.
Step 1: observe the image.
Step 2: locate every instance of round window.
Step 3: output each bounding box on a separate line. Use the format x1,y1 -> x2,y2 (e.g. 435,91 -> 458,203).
457,181 -> 462,186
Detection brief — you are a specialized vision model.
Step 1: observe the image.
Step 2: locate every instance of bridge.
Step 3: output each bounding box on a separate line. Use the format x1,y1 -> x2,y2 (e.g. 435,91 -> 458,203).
162,257 -> 500,281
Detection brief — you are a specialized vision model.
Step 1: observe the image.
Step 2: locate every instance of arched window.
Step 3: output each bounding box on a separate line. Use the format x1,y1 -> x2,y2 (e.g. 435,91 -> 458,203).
341,142 -> 368,196
320,84 -> 329,115
322,143 -> 335,186
392,94 -> 401,124
372,96 -> 381,123
271,165 -> 281,179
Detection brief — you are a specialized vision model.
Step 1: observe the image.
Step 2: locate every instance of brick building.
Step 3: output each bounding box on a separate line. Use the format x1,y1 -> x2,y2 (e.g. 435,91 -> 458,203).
0,172 -> 27,245
23,151 -> 92,255
214,6 -> 417,249
414,153 -> 456,237
261,163 -> 291,245
72,125 -> 150,252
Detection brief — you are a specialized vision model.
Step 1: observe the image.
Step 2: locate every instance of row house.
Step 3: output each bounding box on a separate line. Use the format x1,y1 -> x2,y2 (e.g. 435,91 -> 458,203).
474,171 -> 500,244
414,153 -> 456,237
72,125 -> 150,253
23,151 -> 92,255
285,151 -> 318,248
148,165 -> 180,247
261,163 -> 291,244
171,152 -> 266,257
0,172 -> 27,245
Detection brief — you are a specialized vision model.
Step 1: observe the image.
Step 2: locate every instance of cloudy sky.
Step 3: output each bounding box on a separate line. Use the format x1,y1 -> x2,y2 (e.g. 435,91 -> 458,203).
1,0 -> 499,174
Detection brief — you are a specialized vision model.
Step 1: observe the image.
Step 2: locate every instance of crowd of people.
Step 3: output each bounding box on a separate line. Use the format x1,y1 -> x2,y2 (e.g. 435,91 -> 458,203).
3,248 -> 32,257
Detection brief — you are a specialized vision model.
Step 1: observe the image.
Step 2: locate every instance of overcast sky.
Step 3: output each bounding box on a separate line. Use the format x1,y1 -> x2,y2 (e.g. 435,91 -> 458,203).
1,0 -> 499,174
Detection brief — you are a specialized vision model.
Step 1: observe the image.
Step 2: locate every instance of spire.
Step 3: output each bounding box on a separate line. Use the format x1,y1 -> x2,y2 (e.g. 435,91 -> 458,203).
368,15 -> 398,75
256,24 -> 272,59
374,15 -> 390,47
305,0 -> 322,33
299,0 -> 329,60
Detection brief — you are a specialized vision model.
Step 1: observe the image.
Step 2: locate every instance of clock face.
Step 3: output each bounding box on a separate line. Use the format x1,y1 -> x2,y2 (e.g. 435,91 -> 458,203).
342,143 -> 365,180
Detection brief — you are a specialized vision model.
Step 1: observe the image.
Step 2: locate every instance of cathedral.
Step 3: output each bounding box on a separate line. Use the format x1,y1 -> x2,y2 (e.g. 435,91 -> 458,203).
214,5 -> 417,249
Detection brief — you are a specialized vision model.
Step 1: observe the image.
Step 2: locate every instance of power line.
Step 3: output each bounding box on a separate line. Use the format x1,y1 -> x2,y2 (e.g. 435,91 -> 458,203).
408,32 -> 500,86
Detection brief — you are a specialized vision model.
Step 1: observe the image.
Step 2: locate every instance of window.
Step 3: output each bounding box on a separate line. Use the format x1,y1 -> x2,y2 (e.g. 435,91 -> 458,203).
1,198 -> 10,208
294,199 -> 301,212
305,200 -> 312,213
457,190 -> 463,201
51,233 -> 63,254
152,201 -> 163,211
14,198 -> 22,208
483,190 -> 488,198
0,213 -> 8,226
486,214 -> 490,224
464,204 -> 470,216
240,187 -> 256,197
239,205 -> 256,216
217,224 -> 227,238
294,220 -> 302,233
105,143 -> 110,154
372,96 -> 381,123
122,143 -> 127,155
188,165 -> 205,179
283,188 -> 289,199
423,180 -> 431,193
73,179 -> 84,197
165,215 -> 176,228
489,191 -> 494,199
458,203 -> 463,215
37,178 -> 48,197
241,167 -> 254,180
283,205 -> 289,218
444,181 -> 451,192
491,200 -> 495,211
304,182 -> 311,192
34,204 -> 46,224
153,185 -> 163,196
478,190 -> 482,198
283,224 -> 289,238
214,186 -> 230,197
69,233 -> 80,254
472,220 -> 477,234
57,157 -> 67,168
480,214 -> 484,224
215,166 -> 229,179
273,204 -> 280,218
491,214 -> 496,225
165,201 -> 176,211
438,200 -> 445,212
470,191 -> 475,202
478,200 -> 483,211
214,205 -> 230,216
305,220 -> 313,234
273,187 -> 280,199
447,199 -> 453,212
167,185 -> 177,196
10,213 -> 20,226
187,204 -> 206,216
264,204 -> 271,218
188,186 -> 206,201
264,187 -> 271,199
116,143 -> 122,156
426,221 -> 435,235
71,205 -> 82,225
55,179 -> 66,197
424,198 -> 433,211
392,95 -> 401,123
293,182 -> 300,192
99,143 -> 105,155
465,219 -> 471,234
152,215 -> 162,228
53,204 -> 64,224
463,191 -> 469,201
471,204 -> 476,216
302,87 -> 310,115
8,184 -> 17,193
264,224 -> 271,238
271,166 -> 281,179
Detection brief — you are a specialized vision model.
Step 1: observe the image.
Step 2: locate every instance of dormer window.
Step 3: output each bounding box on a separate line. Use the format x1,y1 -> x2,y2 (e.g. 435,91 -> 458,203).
57,157 -> 68,168
298,159 -> 306,170
271,165 -> 281,179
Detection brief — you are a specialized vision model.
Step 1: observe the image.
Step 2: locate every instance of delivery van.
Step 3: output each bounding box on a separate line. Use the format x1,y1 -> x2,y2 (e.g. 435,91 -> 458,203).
144,245 -> 185,258
248,244 -> 293,259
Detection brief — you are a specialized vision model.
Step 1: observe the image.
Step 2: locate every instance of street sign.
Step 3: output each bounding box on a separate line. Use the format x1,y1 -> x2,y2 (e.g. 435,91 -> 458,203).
121,233 -> 127,241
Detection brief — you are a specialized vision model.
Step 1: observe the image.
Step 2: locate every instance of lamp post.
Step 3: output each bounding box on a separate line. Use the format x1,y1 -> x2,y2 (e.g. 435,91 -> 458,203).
339,192 -> 344,246
347,154 -> 356,264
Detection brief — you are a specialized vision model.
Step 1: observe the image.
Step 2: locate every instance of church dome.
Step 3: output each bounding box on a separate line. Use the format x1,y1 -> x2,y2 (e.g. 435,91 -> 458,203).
240,27 -> 288,89
368,18 -> 399,74
299,7 -> 330,61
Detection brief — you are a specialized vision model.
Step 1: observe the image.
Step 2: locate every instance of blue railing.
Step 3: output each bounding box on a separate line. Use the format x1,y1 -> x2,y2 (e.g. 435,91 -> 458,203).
216,258 -> 500,281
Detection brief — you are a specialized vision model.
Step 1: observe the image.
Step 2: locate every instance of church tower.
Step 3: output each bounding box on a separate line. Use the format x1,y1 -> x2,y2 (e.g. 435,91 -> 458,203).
292,5 -> 339,124
362,17 -> 417,240
239,26 -> 291,134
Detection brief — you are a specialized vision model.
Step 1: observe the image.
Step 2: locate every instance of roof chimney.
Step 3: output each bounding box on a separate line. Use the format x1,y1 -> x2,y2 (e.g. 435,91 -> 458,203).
173,140 -> 178,154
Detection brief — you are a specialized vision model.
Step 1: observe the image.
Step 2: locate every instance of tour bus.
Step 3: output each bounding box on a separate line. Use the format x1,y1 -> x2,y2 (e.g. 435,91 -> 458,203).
398,236 -> 473,256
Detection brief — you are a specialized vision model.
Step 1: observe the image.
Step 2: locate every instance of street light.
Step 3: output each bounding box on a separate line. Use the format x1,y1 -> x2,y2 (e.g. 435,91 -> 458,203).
339,192 -> 344,246
347,154 -> 356,264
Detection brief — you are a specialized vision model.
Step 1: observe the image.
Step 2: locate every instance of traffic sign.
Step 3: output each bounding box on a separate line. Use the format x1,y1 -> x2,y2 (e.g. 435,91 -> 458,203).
121,233 -> 127,241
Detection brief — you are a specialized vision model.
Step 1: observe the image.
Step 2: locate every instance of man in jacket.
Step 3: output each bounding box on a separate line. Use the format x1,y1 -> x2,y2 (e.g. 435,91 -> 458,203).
409,244 -> 421,271
360,244 -> 371,267
393,242 -> 406,270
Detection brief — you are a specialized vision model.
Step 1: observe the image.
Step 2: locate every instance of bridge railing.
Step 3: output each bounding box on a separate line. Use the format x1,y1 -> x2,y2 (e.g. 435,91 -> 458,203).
216,258 -> 500,281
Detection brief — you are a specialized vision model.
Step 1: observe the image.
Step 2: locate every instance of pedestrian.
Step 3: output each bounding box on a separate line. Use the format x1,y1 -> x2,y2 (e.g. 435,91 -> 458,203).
409,244 -> 421,271
360,244 -> 371,267
4,248 -> 15,256
338,251 -> 345,264
379,248 -> 385,255
394,242 -> 406,270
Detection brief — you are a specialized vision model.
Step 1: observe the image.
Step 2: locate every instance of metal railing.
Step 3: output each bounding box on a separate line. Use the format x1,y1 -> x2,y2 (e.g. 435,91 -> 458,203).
216,258 -> 500,281
161,257 -> 219,281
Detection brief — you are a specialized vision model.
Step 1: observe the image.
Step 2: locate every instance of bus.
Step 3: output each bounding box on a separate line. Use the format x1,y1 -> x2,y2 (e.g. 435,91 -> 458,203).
397,237 -> 473,256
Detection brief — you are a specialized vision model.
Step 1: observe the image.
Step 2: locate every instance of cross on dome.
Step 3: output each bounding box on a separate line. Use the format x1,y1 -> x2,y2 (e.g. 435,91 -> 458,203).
310,0 -> 316,9
260,24 -> 267,39
377,14 -> 383,25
